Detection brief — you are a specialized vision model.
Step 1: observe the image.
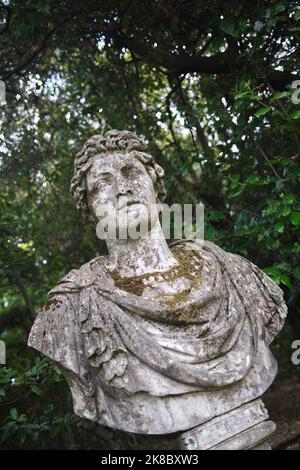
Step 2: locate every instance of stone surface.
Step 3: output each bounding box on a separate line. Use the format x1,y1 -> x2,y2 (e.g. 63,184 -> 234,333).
210,421 -> 276,450
251,440 -> 273,450
179,399 -> 270,450
28,130 -> 287,442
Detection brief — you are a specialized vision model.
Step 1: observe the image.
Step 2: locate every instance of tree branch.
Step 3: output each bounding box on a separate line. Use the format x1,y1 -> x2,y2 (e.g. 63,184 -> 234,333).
14,273 -> 35,321
1,30 -> 54,81
107,31 -> 296,90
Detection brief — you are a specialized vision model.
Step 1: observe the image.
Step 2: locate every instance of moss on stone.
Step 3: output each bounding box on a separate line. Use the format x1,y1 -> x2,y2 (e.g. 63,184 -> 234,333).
108,248 -> 203,316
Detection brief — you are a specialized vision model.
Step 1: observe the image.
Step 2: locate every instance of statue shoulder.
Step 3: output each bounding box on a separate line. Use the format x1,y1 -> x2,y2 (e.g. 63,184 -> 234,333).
29,254 -> 110,335
28,255 -> 111,377
203,240 -> 287,343
47,255 -> 109,295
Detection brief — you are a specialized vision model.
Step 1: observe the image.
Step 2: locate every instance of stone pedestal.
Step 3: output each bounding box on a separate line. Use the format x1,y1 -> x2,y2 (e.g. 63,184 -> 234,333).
179,399 -> 276,450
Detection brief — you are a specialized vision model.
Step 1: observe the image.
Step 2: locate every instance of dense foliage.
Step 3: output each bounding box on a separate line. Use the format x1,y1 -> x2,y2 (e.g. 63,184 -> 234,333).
0,0 -> 299,448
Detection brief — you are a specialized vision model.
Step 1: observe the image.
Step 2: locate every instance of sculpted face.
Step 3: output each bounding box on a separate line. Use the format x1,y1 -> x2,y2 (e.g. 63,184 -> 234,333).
86,153 -> 159,239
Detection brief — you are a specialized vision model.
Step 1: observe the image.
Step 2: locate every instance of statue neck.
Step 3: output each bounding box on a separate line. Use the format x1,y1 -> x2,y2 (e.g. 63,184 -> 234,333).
106,221 -> 178,277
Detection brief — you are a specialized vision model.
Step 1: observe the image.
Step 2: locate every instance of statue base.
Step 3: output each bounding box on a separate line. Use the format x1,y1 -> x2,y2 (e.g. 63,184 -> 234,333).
78,398 -> 276,450
179,399 -> 276,450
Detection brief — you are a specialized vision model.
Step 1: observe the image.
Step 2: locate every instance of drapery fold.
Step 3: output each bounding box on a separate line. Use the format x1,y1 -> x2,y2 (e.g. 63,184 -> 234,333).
28,240 -> 286,396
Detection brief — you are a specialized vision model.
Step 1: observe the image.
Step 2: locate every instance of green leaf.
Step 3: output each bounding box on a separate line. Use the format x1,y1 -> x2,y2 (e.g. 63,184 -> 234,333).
270,91 -> 289,102
246,175 -> 269,185
275,180 -> 285,192
291,212 -> 300,226
230,184 -> 246,198
220,17 -> 239,37
30,385 -> 43,396
280,274 -> 292,289
294,267 -> 300,280
209,210 -> 225,221
17,414 -> 28,423
281,206 -> 291,216
275,222 -> 285,233
288,110 -> 300,120
36,1 -> 51,14
248,94 -> 261,101
263,267 -> 281,283
10,408 -> 18,420
281,193 -> 295,204
276,262 -> 291,272
210,37 -> 225,51
255,106 -> 271,117
273,3 -> 287,15
234,91 -> 249,100
230,174 -> 240,184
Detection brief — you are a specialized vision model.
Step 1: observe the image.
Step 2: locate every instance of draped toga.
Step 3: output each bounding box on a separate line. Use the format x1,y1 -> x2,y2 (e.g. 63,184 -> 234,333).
28,240 -> 287,434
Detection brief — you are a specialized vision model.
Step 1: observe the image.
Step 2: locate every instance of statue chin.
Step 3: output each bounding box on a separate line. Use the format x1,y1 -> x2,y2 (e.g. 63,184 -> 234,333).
118,205 -> 151,239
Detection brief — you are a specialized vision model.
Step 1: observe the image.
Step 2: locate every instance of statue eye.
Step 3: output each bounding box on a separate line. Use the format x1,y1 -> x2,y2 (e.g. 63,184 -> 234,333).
98,178 -> 112,188
89,179 -> 111,196
128,167 -> 142,178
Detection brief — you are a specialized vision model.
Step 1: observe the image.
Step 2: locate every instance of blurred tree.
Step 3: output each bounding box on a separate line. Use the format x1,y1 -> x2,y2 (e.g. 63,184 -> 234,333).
0,0 -> 299,448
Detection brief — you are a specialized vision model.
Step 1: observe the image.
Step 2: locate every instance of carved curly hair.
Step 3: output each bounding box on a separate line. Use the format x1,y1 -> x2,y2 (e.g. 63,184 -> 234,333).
70,129 -> 167,224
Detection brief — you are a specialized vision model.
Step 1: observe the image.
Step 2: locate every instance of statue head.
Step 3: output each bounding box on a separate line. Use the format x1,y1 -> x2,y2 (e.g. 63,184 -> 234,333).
70,130 -> 167,239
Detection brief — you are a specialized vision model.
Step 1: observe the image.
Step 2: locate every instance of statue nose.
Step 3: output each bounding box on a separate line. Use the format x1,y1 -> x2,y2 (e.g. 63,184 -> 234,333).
116,179 -> 132,197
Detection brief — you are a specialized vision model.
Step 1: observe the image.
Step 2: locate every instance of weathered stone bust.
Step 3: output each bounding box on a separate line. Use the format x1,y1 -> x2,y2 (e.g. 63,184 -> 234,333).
28,130 -> 287,449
